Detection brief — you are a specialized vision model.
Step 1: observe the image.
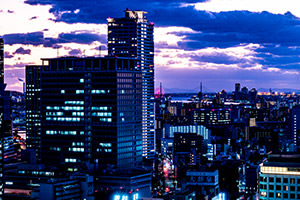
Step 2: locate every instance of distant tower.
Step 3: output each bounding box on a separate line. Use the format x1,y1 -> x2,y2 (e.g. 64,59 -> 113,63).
198,82 -> 203,100
160,82 -> 163,98
235,83 -> 241,93
108,9 -> 155,158
234,83 -> 241,100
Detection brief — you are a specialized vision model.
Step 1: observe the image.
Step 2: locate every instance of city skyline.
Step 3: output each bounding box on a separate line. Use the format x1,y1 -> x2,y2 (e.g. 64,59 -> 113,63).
2,0 -> 300,92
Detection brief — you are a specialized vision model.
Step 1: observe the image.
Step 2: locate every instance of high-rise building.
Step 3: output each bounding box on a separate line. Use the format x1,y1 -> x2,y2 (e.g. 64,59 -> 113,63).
0,38 -> 11,199
289,106 -> 300,151
0,38 -> 4,84
26,56 -> 143,169
107,9 -> 155,158
26,65 -> 41,159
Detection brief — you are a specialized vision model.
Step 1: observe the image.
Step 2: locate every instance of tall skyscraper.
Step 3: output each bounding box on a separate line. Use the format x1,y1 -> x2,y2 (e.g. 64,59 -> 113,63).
108,9 -> 155,158
0,37 -> 4,199
26,56 -> 143,169
289,106 -> 300,151
0,37 -> 11,199
0,38 -> 3,84
26,65 -> 41,159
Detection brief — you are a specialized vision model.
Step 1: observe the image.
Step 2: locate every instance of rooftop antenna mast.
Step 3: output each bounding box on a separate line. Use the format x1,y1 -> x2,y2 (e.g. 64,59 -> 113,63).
99,46 -> 101,57
160,82 -> 162,98
200,81 -> 203,93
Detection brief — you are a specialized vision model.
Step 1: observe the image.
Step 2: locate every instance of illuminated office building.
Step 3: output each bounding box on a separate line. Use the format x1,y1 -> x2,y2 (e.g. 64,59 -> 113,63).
108,9 -> 155,158
259,154 -> 300,199
26,56 -> 142,169
192,108 -> 231,126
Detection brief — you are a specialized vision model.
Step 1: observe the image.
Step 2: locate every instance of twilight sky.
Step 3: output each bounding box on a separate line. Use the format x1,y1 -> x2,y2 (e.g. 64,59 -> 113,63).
2,0 -> 300,92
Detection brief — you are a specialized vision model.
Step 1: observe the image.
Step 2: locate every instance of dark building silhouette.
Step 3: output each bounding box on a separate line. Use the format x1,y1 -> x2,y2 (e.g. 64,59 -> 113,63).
0,37 -> 12,200
108,9 -> 155,158
26,56 -> 143,169
0,38 -> 4,84
26,65 -> 41,160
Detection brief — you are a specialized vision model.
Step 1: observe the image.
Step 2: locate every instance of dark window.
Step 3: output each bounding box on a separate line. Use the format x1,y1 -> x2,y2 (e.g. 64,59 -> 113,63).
276,178 -> 281,183
269,185 -> 274,190
291,178 -> 295,184
276,185 -> 281,190
269,192 -> 274,198
269,177 -> 274,182
283,178 -> 288,183
291,186 -> 295,191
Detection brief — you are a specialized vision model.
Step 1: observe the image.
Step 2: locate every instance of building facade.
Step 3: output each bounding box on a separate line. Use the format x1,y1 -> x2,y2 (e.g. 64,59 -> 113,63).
108,9 -> 155,158
26,65 -> 41,159
26,56 -> 143,169
259,155 -> 300,199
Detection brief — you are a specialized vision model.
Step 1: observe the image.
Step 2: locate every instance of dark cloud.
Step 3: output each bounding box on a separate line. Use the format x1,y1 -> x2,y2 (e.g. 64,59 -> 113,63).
25,0 -> 300,50
3,31 -> 106,47
4,52 -> 13,58
3,32 -> 44,46
188,52 -> 256,65
30,16 -> 38,20
68,49 -> 82,56
24,0 -> 207,24
19,0 -> 300,90
14,47 -> 31,55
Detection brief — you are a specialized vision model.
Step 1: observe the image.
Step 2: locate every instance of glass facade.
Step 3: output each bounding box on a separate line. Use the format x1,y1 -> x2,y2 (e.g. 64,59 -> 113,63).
108,10 -> 155,158
26,57 -> 143,169
259,164 -> 300,199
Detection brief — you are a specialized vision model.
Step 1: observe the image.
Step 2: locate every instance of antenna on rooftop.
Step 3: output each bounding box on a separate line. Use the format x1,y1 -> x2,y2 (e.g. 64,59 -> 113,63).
200,81 -> 203,93
160,82 -> 162,98
99,46 -> 101,57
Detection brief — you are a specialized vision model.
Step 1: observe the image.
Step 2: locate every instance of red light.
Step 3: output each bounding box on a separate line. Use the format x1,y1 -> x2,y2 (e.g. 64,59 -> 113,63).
165,187 -> 170,192
212,109 -> 215,111
120,187 -> 123,189
136,189 -> 139,191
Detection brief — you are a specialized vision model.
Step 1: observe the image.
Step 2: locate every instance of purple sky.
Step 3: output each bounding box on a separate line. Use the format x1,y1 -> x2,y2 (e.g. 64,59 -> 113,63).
2,0 -> 300,93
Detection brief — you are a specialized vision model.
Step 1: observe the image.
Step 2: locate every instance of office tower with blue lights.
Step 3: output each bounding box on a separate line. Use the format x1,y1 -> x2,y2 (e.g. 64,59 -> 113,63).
26,56 -> 143,169
108,9 -> 155,158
